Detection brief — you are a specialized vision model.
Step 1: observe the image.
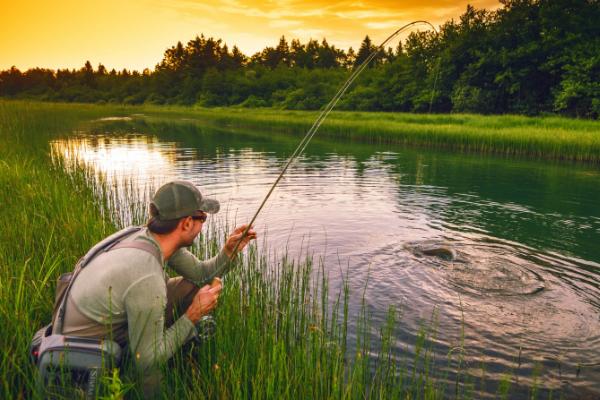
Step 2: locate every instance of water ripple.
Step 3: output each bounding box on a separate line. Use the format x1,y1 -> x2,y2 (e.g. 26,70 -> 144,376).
51,127 -> 600,397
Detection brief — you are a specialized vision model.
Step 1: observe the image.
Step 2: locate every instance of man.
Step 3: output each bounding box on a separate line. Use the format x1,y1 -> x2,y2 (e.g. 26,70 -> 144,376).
60,180 -> 256,393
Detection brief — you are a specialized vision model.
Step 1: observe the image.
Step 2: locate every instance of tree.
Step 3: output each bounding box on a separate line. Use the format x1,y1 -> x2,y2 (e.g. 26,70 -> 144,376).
354,35 -> 379,68
315,39 -> 338,68
158,41 -> 185,71
275,36 -> 291,67
231,46 -> 247,68
344,47 -> 356,68
0,67 -> 23,95
554,44 -> 600,118
81,61 -> 95,87
96,63 -> 107,76
290,39 -> 305,67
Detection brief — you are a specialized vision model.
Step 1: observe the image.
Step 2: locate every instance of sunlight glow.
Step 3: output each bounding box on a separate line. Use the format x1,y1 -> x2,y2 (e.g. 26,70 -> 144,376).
1,0 -> 501,71
51,134 -> 178,188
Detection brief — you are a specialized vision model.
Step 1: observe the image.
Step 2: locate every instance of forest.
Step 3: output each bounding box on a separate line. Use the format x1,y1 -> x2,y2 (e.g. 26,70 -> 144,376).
1,0 -> 598,118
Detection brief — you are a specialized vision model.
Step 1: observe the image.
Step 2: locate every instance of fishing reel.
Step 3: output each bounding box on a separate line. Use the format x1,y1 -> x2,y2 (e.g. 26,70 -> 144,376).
192,277 -> 221,341
195,315 -> 217,341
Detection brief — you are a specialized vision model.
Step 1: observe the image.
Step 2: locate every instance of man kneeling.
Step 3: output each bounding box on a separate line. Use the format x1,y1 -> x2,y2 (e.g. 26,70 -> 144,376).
60,180 -> 256,395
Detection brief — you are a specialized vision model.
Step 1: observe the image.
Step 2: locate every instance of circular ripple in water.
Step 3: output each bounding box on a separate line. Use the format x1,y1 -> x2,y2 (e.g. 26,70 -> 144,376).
405,240 -> 546,297
445,256 -> 545,296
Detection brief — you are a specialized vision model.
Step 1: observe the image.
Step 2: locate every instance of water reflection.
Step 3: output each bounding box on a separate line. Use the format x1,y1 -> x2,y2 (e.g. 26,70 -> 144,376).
52,120 -> 600,398
52,134 -> 178,184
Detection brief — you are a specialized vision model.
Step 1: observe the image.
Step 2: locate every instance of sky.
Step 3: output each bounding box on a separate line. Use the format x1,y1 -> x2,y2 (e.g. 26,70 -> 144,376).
1,0 -> 500,72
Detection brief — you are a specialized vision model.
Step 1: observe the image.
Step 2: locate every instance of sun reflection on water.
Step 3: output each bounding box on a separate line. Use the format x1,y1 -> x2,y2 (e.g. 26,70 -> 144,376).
51,134 -> 178,183
51,134 -> 182,225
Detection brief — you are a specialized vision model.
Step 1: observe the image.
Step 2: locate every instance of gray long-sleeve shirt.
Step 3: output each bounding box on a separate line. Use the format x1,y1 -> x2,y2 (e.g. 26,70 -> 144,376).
64,227 -> 230,370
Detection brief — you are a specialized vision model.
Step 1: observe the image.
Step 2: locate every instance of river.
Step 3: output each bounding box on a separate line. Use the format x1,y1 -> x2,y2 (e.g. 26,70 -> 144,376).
52,116 -> 600,398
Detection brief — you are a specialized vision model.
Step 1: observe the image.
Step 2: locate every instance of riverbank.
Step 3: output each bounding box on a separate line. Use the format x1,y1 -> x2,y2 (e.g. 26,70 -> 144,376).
11,100 -> 600,163
0,100 -> 572,398
0,102 -> 429,398
0,100 -> 459,399
150,107 -> 600,164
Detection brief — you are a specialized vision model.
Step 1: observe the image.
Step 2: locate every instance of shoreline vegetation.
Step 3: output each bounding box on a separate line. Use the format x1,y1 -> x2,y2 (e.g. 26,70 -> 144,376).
0,100 -> 588,398
6,100 -> 600,163
141,105 -> 600,164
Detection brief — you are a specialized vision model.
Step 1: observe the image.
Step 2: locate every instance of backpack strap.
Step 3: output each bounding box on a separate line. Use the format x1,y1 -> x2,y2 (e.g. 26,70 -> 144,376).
53,226 -> 160,334
78,226 -> 144,269
110,240 -> 162,265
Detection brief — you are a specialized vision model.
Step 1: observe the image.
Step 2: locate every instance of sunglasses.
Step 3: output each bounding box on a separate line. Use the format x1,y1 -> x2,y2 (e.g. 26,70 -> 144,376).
191,212 -> 208,223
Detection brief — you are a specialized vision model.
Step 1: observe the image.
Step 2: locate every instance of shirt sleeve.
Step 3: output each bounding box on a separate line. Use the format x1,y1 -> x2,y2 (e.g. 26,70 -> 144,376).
123,273 -> 196,371
167,247 -> 232,284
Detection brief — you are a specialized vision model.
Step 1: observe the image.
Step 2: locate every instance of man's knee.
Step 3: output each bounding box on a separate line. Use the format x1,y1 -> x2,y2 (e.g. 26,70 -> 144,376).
165,277 -> 200,325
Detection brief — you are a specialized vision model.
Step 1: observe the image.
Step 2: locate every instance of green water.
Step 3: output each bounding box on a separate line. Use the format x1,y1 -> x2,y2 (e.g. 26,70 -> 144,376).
53,117 -> 600,398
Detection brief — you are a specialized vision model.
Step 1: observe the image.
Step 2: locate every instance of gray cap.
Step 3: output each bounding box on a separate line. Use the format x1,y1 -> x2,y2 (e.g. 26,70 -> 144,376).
150,180 -> 220,220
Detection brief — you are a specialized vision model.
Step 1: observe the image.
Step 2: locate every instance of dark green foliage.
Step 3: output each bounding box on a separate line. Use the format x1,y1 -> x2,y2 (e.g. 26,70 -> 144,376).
1,0 -> 598,117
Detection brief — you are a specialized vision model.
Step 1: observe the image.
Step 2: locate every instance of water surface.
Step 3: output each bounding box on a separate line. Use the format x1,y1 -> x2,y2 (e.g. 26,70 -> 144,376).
52,118 -> 600,398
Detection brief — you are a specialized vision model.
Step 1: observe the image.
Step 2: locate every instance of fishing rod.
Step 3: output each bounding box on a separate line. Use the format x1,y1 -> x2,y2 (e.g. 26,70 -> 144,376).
228,20 -> 438,258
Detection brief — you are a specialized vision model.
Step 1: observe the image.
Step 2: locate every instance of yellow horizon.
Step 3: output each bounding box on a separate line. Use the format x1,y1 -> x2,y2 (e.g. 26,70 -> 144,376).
0,0 -> 500,71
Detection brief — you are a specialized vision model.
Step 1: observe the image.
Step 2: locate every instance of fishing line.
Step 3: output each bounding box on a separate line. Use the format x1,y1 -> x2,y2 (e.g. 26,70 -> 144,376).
228,20 -> 438,257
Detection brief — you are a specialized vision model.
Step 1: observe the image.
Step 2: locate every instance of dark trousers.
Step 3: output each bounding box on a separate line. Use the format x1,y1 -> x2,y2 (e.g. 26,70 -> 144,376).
165,277 -> 200,327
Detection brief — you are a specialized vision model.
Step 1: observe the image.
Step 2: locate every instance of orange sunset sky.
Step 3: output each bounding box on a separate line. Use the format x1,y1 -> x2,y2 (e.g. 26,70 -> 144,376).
1,0 -> 500,71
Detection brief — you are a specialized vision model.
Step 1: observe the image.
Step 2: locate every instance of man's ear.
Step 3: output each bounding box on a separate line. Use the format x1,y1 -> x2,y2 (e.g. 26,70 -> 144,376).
178,216 -> 192,232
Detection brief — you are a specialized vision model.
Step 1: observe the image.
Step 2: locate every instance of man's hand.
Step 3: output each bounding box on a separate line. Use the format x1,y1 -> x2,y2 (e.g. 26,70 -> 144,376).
185,280 -> 222,324
224,224 -> 257,258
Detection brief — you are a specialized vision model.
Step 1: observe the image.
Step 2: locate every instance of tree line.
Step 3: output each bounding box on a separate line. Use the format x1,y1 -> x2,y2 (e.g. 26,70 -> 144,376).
1,0 -> 598,118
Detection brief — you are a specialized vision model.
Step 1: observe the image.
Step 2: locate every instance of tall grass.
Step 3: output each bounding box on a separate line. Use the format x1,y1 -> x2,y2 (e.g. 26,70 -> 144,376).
0,100 -> 562,399
0,101 -> 126,396
136,105 -> 600,164
5,99 -> 600,162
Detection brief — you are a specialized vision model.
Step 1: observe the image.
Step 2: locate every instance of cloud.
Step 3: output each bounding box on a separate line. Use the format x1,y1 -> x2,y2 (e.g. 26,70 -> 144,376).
3,0 -> 504,70
171,0 -> 329,19
159,0 -> 501,26
150,0 -> 503,53
334,9 -> 396,19
269,19 -> 303,28
364,20 -> 409,30
289,28 -> 326,39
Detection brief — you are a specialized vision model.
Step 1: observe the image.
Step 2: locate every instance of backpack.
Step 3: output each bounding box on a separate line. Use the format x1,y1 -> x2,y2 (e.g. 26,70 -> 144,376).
30,226 -> 161,399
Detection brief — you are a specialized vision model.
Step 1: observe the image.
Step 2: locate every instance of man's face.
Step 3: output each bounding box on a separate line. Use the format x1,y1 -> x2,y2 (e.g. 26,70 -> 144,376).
180,212 -> 207,247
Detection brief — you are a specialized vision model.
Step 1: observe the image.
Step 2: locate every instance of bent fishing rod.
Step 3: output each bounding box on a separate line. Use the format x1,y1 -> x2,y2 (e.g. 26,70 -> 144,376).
227,20 -> 438,259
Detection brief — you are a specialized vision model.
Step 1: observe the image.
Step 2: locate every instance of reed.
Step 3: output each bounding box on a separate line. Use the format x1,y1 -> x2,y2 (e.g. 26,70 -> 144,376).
0,100 -> 564,399
5,99 -> 600,163
0,101 -> 121,396
139,106 -> 600,164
